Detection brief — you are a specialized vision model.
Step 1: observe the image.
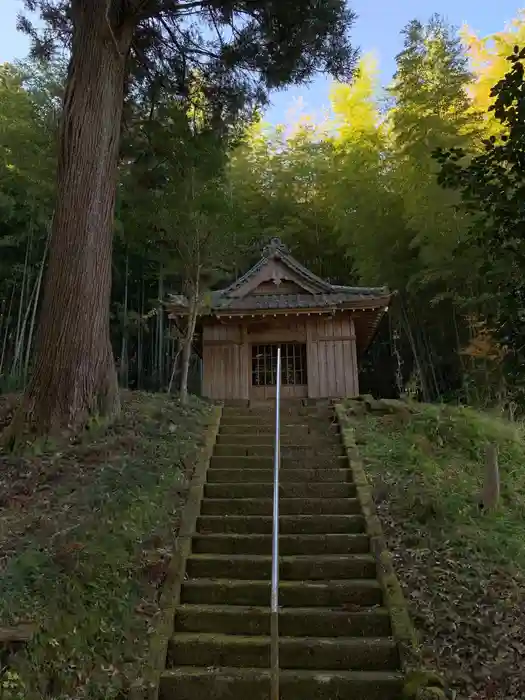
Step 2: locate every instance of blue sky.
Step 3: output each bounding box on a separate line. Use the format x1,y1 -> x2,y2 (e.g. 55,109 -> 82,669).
0,0 -> 523,124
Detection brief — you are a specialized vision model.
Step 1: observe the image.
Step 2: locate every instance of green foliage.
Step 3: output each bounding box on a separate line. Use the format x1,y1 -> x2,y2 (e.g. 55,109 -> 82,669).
0,392 -> 211,699
387,14 -> 479,289
390,15 -> 475,156
0,60 -> 58,390
403,670 -> 446,699
0,61 -> 56,244
435,46 -> 525,399
352,400 -> 525,566
8,1 -> 360,413
0,670 -> 27,700
3,10 -> 525,406
348,399 -> 525,697
225,19 -> 483,402
462,11 -> 525,138
22,1 -> 359,118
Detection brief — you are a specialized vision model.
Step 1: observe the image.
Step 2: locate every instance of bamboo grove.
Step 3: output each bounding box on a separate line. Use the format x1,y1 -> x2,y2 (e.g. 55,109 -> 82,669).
2,12 -> 525,412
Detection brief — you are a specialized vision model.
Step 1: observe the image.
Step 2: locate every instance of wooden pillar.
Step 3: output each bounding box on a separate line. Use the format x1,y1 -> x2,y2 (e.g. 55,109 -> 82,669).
240,322 -> 250,401
349,318 -> 359,396
306,317 -> 320,398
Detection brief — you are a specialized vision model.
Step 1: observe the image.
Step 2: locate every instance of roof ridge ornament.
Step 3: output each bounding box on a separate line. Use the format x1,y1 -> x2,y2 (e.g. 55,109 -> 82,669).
263,237 -> 289,257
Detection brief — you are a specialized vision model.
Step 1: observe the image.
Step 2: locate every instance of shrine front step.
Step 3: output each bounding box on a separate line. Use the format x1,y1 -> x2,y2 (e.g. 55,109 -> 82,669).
160,403 -> 404,700
209,455 -> 348,468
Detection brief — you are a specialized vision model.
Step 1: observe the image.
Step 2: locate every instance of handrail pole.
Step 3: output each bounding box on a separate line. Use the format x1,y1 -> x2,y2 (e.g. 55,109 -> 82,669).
271,345 -> 281,700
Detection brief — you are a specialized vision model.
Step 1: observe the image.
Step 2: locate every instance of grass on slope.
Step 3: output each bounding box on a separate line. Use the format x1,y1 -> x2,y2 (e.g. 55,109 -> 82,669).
343,399 -> 525,700
0,391 -> 212,700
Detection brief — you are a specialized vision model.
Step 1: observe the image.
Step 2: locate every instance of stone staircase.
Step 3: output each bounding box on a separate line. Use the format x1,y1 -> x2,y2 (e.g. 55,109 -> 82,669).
159,403 -> 404,700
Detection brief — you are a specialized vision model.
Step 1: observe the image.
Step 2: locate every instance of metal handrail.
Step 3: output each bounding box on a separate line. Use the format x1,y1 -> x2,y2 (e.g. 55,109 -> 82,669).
271,345 -> 282,700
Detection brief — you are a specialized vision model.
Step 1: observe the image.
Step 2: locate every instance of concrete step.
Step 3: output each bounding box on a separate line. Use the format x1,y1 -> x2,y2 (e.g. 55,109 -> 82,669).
181,579 -> 383,608
167,633 -> 399,671
200,497 -> 361,516
186,554 -> 376,581
191,533 -> 371,556
220,409 -> 331,417
209,455 -> 348,469
216,432 -> 340,446
197,514 -> 366,535
174,604 -> 392,637
221,407 -> 333,418
163,406 -> 404,700
222,403 -> 332,414
203,482 -> 357,499
219,424 -> 339,436
159,668 -> 404,700
220,416 -> 336,427
213,444 -> 344,457
206,467 -> 352,483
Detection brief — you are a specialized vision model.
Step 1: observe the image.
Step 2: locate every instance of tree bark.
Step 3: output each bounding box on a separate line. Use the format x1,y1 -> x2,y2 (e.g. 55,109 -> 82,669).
13,2 -> 134,435
119,251 -> 129,388
167,343 -> 182,395
14,228 -> 32,375
24,229 -> 49,387
137,275 -> 145,389
0,285 -> 15,379
180,279 -> 200,405
156,267 -> 165,390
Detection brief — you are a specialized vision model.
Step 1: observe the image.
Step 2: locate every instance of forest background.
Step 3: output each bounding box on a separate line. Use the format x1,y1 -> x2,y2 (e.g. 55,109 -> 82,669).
2,9 -> 525,413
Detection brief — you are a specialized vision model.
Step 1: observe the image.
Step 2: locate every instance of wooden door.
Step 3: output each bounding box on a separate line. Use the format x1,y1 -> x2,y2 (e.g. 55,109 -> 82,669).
250,343 -> 308,400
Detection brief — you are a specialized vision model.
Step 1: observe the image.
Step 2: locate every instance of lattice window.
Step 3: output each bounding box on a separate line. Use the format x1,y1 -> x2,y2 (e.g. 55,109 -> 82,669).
251,344 -> 307,386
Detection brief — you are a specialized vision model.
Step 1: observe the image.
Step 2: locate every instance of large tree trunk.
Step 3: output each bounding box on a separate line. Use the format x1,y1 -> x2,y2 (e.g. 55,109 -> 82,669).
13,3 -> 134,436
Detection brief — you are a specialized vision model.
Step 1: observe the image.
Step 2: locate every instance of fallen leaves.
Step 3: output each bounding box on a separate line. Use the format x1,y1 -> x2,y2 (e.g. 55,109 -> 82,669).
351,407 -> 525,700
379,498 -> 525,699
0,391 -> 212,699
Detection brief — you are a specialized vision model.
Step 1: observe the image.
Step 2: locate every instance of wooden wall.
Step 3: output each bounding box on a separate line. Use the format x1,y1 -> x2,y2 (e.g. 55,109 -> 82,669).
201,313 -> 359,400
202,322 -> 249,400
306,314 -> 359,398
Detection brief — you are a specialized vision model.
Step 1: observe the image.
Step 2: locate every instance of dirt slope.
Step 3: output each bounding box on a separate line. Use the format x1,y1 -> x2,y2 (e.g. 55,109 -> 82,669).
0,391 -> 211,700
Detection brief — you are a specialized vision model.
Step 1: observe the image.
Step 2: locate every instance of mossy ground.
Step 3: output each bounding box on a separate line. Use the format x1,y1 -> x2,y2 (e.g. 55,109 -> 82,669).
342,399 -> 525,700
0,391 -> 211,700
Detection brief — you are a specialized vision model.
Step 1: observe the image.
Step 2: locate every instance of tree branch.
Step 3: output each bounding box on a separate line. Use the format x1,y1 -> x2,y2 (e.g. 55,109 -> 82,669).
158,16 -> 221,60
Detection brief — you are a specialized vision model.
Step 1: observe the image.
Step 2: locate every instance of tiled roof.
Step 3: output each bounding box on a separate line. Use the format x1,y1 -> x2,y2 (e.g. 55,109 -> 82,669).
166,238 -> 390,314
208,290 -> 388,311
168,288 -> 389,313
220,237 -> 334,295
